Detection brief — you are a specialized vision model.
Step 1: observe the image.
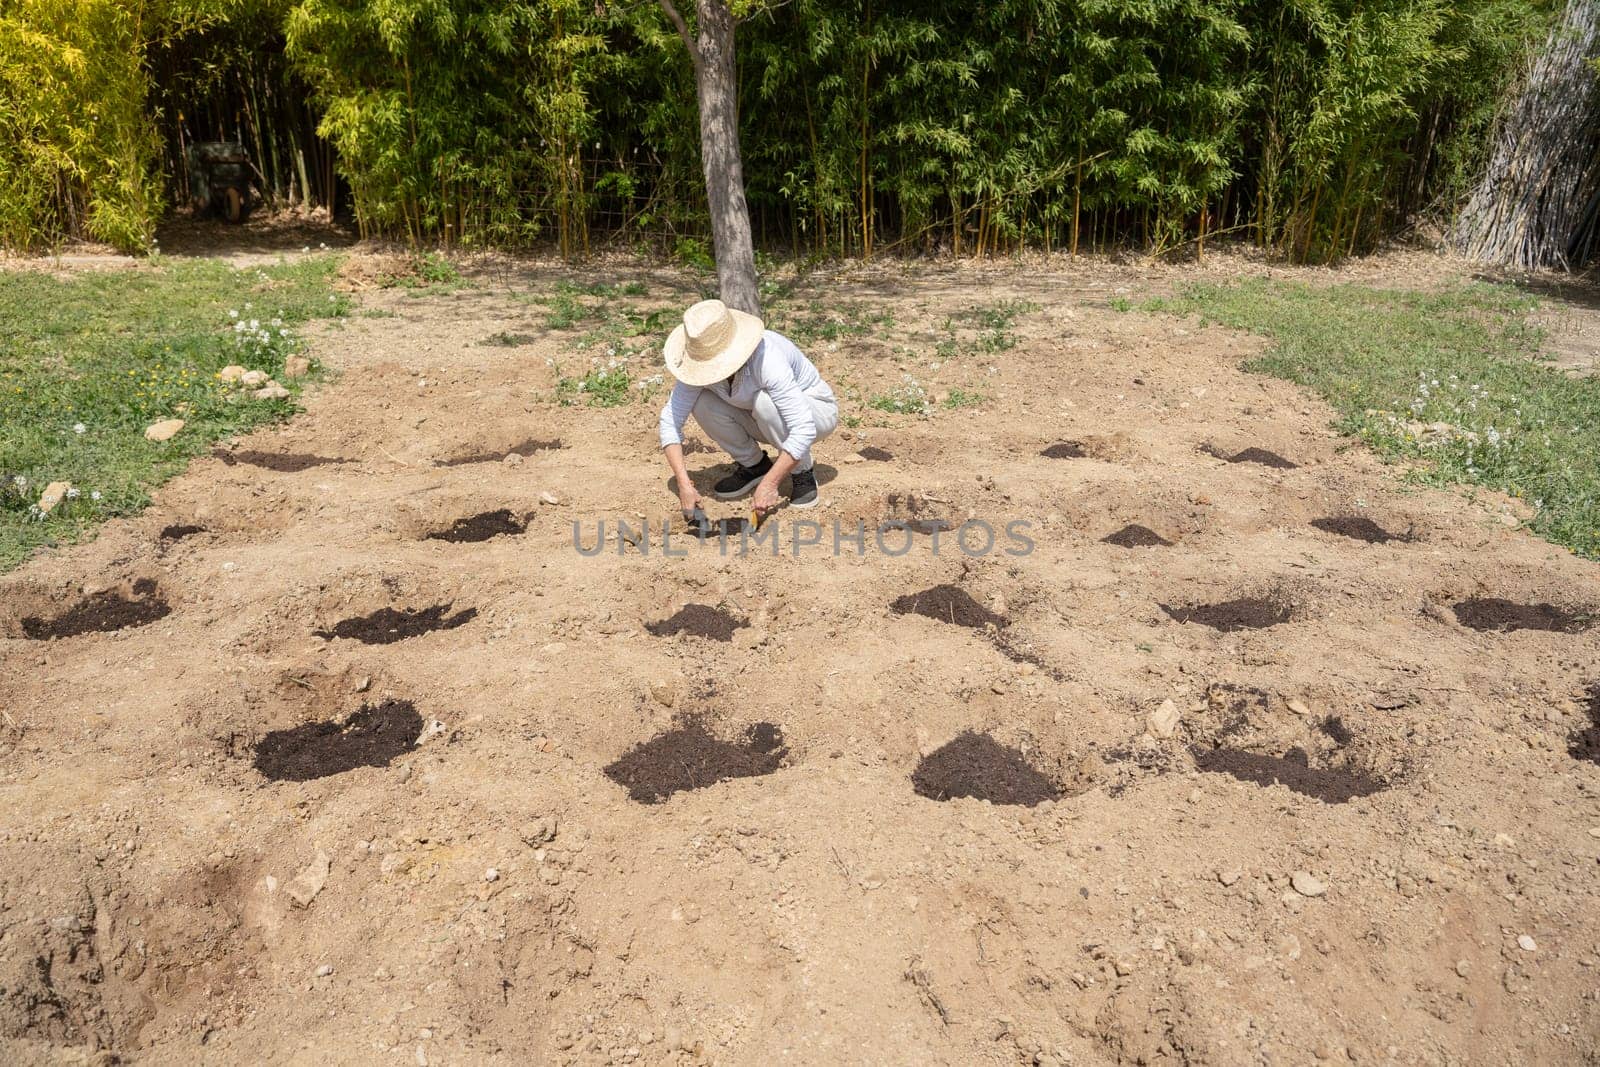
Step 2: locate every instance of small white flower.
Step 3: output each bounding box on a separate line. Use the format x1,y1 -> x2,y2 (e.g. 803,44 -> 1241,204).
12,475 -> 26,489
73,422 -> 86,434
66,487 -> 80,499
229,309 -> 239,319
91,490 -> 102,502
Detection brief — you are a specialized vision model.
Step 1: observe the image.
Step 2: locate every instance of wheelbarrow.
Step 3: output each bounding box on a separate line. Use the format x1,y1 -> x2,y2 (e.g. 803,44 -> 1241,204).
186,141 -> 256,224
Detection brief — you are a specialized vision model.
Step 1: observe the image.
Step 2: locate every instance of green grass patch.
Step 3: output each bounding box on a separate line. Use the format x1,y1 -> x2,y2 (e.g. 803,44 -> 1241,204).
556,364 -> 636,407
1151,278 -> 1600,560
0,256 -> 350,570
941,388 -> 985,409
868,378 -> 931,416
769,300 -> 895,344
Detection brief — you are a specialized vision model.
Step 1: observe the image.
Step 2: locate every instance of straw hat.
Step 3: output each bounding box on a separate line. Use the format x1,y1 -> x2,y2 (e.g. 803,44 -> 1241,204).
663,299 -> 765,387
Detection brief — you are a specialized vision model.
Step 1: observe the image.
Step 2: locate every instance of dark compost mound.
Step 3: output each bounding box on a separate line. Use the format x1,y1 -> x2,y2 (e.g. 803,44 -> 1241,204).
912,731 -> 1059,807
427,509 -> 526,543
314,603 -> 477,644
858,446 -> 894,461
215,449 -> 346,472
1204,444 -> 1298,469
645,603 -> 748,641
1040,441 -> 1087,459
1192,745 -> 1386,804
21,582 -> 171,639
1569,684 -> 1600,766
1102,524 -> 1172,548
1452,597 -> 1590,634
1161,597 -> 1293,632
253,700 -> 422,782
441,438 -> 563,467
1311,516 -> 1405,543
604,719 -> 785,804
890,584 -> 1006,629
159,524 -> 206,542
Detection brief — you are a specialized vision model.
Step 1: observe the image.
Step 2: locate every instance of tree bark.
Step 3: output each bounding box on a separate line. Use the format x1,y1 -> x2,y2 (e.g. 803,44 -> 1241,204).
660,0 -> 761,315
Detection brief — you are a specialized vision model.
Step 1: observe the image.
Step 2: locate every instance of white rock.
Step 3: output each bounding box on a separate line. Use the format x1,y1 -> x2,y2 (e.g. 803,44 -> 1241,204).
285,849 -> 332,908
1147,699 -> 1181,740
218,364 -> 247,383
649,678 -> 676,708
1517,934 -> 1537,952
315,963 -> 334,977
1217,869 -> 1242,887
144,419 -> 186,442
1286,699 -> 1310,716
253,382 -> 291,400
1290,870 -> 1326,897
484,868 -> 500,882
240,369 -> 271,387
503,452 -> 524,467
539,491 -> 560,505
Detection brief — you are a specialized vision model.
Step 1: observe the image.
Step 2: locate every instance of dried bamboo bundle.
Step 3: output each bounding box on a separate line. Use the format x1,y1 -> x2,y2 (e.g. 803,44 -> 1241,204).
1453,0 -> 1600,269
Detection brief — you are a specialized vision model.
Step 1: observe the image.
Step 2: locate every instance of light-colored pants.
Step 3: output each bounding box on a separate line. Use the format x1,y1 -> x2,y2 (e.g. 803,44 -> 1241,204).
692,388 -> 838,472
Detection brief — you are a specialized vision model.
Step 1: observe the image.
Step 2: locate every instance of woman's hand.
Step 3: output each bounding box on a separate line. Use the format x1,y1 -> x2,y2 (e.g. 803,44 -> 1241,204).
752,480 -> 780,514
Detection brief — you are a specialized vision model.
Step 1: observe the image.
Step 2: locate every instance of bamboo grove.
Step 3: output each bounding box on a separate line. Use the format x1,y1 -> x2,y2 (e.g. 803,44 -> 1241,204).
0,0 -> 1564,260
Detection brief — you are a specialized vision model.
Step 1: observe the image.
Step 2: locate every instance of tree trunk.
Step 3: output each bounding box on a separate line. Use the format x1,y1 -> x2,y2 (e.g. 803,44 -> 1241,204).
662,0 -> 761,315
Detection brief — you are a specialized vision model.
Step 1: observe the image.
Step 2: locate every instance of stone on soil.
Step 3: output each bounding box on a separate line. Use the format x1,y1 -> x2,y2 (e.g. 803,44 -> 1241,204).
283,355 -> 312,379
1290,871 -> 1327,897
240,369 -> 271,387
254,382 -> 291,400
218,364 -> 247,382
1147,698 -> 1181,739
286,849 -> 332,908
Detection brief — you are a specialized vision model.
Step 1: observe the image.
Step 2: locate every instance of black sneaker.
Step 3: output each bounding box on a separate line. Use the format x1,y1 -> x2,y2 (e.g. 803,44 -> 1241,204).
712,453 -> 772,499
788,468 -> 819,509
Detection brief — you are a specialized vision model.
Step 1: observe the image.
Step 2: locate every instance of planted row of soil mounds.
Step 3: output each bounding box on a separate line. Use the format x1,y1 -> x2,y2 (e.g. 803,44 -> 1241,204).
605,718 -> 785,804
1203,443 -> 1298,469
1569,684 -> 1600,766
912,732 -> 1059,807
440,438 -> 563,467
1102,523 -> 1172,548
645,603 -> 749,641
1452,597 -> 1592,634
253,700 -> 422,781
159,523 -> 206,542
890,584 -> 1006,630
314,603 -> 477,644
1191,745 -> 1386,804
21,579 -> 170,639
1040,441 -> 1087,459
858,446 -> 894,461
1311,515 -> 1410,544
427,509 -> 527,543
1161,596 -> 1294,632
215,449 -> 346,472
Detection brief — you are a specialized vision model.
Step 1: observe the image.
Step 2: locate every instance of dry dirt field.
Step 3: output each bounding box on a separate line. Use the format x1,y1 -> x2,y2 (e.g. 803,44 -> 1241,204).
3,249 -> 1599,1066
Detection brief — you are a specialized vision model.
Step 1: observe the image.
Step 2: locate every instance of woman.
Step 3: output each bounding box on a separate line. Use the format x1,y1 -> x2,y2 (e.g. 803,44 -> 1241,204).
658,299 -> 839,518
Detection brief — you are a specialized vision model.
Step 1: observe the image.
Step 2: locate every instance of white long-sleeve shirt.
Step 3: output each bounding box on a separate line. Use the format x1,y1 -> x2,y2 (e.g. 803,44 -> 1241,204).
658,330 -> 835,462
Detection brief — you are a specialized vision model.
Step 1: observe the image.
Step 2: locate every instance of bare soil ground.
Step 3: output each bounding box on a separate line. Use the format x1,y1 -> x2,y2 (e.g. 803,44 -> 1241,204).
4,247 -> 1600,1066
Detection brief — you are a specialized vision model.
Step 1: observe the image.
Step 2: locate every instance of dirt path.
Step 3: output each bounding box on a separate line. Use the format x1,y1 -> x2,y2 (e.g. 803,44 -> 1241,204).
3,252 -> 1599,1066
